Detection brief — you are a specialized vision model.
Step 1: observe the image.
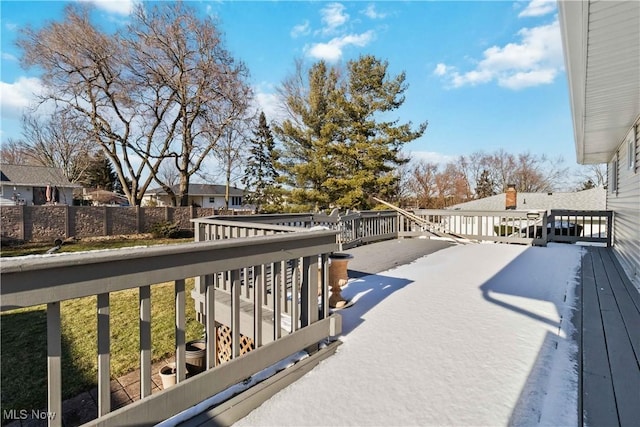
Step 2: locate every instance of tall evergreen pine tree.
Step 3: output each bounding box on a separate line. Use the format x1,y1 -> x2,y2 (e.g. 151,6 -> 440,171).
242,112 -> 281,212
475,169 -> 495,199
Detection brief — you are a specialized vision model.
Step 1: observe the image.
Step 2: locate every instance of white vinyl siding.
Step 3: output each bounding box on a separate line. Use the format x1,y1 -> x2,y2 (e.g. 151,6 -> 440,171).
608,117 -> 640,290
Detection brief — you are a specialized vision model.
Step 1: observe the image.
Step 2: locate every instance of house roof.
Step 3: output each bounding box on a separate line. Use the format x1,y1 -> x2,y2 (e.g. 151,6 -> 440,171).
0,164 -> 79,188
448,187 -> 606,212
146,184 -> 245,197
558,1 -> 640,164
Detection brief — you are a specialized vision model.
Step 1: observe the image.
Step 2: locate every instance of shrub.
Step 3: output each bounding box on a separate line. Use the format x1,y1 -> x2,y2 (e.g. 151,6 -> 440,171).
150,221 -> 182,239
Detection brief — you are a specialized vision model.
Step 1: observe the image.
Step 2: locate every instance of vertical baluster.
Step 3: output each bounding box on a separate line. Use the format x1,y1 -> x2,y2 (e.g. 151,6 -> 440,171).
97,293 -> 110,416
281,260 -> 289,315
139,286 -> 151,398
244,267 -> 251,299
254,265 -> 264,348
231,269 -> 241,359
300,255 -> 319,328
175,280 -> 186,382
205,274 -> 217,369
47,302 -> 62,427
320,254 -> 329,319
290,258 -> 299,333
264,263 -> 272,310
273,261 -> 282,340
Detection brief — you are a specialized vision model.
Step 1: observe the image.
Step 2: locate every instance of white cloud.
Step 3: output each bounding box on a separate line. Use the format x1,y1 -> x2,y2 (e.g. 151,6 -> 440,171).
433,63 -> 450,76
254,87 -> 285,123
320,3 -> 349,35
291,20 -> 311,38
409,151 -> 457,166
0,77 -> 44,119
2,52 -> 18,62
499,69 -> 557,90
75,0 -> 137,16
435,19 -> 563,90
362,4 -> 386,20
306,31 -> 374,62
5,22 -> 18,31
518,0 -> 557,18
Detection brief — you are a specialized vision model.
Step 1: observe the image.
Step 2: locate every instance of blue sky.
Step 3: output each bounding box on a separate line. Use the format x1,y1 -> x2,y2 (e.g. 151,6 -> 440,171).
0,0 -> 576,168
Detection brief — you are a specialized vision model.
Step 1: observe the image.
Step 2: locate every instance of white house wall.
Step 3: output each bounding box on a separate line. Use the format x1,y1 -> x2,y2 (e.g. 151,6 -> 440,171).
608,118 -> 640,290
0,185 -> 74,206
144,194 -> 245,209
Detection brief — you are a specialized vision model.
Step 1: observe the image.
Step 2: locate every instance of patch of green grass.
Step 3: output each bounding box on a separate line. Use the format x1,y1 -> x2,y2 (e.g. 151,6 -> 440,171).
0,237 -> 193,257
1,279 -> 203,415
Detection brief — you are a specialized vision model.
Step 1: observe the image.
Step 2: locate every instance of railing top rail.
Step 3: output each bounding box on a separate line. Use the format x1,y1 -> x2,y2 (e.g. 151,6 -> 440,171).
196,213 -> 337,223
549,209 -> 612,216
413,209 -> 547,216
1,230 -> 339,311
191,218 -> 305,233
358,210 -> 396,218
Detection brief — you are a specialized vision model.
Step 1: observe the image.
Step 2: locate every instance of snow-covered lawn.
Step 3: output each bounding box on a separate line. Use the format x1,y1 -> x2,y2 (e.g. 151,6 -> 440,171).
235,242 -> 582,427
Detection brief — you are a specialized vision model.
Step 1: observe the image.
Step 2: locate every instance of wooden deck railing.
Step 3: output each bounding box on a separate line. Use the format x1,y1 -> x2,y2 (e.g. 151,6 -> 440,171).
404,209 -> 549,245
0,230 -> 341,426
203,208 -> 613,249
400,209 -> 612,246
199,211 -> 398,250
548,210 -> 612,246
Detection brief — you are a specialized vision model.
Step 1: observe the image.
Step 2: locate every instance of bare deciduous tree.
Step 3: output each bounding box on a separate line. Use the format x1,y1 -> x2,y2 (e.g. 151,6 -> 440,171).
574,164 -> 606,189
18,5 -> 163,206
211,115 -> 252,209
407,160 -> 438,208
17,110 -> 94,183
17,2 -> 252,206
407,149 -> 570,208
0,139 -> 30,165
130,2 -> 252,206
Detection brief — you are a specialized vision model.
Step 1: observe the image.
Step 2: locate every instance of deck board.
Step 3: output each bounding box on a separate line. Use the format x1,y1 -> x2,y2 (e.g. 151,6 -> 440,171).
600,249 -> 640,360
580,247 -> 640,427
581,249 -> 618,426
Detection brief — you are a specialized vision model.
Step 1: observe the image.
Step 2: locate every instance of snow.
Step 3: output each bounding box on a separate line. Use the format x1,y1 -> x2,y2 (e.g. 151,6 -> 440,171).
234,242 -> 582,427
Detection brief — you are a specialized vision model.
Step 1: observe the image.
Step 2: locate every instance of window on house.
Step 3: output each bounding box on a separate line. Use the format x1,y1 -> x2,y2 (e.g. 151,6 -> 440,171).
231,196 -> 242,206
627,128 -> 636,171
209,197 -> 215,203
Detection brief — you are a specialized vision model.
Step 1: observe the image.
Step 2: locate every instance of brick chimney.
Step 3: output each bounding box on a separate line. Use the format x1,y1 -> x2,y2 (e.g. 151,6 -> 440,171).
505,184 -> 517,210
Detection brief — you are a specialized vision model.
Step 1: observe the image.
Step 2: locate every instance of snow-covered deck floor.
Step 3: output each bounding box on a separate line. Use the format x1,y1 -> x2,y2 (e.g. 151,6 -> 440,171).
234,242 -> 587,426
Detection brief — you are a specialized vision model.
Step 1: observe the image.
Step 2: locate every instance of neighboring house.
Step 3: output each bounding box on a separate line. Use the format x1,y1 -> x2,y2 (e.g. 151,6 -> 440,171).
0,163 -> 80,206
143,184 -> 250,210
559,0 -> 640,288
448,187 -> 607,212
